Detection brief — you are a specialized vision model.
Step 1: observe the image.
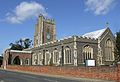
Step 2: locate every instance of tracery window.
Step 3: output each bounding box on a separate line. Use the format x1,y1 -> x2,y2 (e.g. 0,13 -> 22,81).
105,39 -> 114,61
83,45 -> 93,61
53,49 -> 59,64
39,53 -> 43,65
64,46 -> 72,64
45,51 -> 50,65
33,53 -> 38,65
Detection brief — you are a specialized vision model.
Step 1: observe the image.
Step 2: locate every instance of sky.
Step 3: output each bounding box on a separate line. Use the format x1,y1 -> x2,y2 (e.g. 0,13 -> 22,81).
0,0 -> 120,55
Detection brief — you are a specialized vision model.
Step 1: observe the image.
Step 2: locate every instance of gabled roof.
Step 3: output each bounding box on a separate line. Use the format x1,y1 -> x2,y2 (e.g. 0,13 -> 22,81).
82,28 -> 107,39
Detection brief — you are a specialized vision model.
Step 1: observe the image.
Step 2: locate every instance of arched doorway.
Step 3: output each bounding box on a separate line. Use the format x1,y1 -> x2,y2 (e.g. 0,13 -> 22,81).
13,56 -> 20,65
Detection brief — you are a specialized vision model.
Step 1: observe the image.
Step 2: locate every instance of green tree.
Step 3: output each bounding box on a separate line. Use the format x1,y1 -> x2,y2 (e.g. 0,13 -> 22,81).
23,38 -> 32,49
9,43 -> 23,50
9,38 -> 32,50
114,31 -> 120,64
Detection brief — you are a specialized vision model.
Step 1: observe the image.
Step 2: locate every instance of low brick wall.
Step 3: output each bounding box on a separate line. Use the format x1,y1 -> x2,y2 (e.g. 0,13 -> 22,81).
6,64 -> 120,82
118,64 -> 120,82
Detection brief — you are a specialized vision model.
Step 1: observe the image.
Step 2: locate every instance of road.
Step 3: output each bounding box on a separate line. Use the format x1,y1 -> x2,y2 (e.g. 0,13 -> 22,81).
0,70 -> 113,82
0,70 -> 89,82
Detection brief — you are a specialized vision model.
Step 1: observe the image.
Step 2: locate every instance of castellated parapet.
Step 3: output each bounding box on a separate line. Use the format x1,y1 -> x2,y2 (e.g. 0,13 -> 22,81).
77,36 -> 98,43
34,35 -> 98,49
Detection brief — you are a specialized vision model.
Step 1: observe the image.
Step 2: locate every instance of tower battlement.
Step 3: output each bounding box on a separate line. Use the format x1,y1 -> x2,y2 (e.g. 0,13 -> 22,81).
38,15 -> 55,24
34,15 -> 56,48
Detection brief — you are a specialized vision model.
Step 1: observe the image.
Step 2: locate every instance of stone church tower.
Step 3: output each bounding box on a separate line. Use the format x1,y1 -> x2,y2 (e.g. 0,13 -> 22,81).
34,15 -> 56,47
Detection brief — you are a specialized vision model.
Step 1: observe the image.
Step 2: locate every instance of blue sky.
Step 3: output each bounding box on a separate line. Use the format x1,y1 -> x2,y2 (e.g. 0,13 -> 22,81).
0,0 -> 120,55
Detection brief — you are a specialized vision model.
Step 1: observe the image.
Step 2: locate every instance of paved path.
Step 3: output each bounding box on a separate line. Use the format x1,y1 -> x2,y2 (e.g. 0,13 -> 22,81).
0,69 -> 114,82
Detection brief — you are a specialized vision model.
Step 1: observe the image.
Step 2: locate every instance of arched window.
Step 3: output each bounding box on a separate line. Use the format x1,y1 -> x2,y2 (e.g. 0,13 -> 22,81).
64,46 -> 72,64
83,45 -> 93,61
45,51 -> 51,65
25,58 -> 29,65
105,39 -> 114,61
53,49 -> 59,64
33,53 -> 38,65
39,52 -> 43,65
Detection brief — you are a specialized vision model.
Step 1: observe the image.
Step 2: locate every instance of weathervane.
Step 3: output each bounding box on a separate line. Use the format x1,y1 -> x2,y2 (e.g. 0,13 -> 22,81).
106,22 -> 109,27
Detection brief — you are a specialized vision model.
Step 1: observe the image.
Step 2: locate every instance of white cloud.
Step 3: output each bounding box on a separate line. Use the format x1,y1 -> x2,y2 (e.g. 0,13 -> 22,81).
85,0 -> 115,15
6,1 -> 49,24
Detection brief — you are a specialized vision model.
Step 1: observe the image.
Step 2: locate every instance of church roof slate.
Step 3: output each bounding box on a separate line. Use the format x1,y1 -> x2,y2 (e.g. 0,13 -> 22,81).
82,28 -> 107,39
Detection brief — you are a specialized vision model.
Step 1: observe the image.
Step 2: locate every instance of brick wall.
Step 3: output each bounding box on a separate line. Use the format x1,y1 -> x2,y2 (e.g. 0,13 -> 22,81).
118,63 -> 120,82
10,52 -> 32,60
6,64 -> 120,82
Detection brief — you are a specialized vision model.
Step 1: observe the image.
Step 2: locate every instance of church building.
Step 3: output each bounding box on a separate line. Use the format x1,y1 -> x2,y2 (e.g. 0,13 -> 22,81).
31,15 -> 115,66
3,15 -> 115,66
